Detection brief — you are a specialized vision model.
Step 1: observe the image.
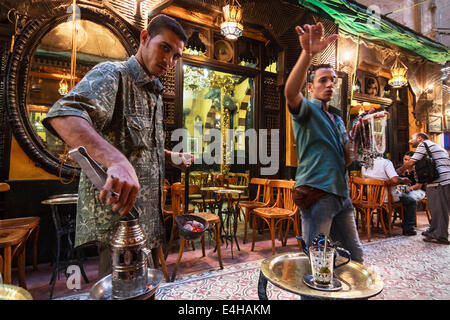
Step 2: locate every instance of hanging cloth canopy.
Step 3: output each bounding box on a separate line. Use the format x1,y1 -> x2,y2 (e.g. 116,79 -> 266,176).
287,0 -> 450,64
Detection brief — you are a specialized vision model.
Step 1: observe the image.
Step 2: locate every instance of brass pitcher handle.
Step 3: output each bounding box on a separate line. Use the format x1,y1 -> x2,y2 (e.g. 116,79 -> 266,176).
141,247 -> 154,269
335,247 -> 351,269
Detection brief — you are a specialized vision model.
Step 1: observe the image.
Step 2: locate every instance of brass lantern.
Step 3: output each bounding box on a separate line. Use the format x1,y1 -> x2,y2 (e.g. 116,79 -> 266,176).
220,0 -> 243,40
388,55 -> 408,88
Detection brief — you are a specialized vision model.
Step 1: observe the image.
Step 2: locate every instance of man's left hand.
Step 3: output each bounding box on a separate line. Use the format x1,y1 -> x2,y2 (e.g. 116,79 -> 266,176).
169,151 -> 195,171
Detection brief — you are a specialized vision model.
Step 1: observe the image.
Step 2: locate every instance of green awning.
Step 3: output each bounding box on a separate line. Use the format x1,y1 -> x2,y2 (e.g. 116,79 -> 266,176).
287,0 -> 450,63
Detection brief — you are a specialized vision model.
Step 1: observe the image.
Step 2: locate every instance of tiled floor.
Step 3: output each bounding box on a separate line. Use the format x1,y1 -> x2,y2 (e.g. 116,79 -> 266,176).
7,210 -> 432,300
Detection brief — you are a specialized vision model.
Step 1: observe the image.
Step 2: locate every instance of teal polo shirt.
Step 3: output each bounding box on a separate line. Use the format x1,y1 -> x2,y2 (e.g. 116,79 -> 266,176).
289,97 -> 349,199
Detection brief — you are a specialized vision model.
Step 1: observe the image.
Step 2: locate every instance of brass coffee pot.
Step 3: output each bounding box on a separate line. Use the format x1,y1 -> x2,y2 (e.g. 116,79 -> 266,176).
111,217 -> 153,299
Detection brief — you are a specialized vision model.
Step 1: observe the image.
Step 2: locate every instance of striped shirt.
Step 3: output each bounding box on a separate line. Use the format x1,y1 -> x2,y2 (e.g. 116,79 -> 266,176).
411,140 -> 450,185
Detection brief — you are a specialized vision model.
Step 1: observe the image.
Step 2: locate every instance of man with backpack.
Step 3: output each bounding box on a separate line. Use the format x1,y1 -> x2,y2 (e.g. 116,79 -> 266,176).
397,132 -> 450,245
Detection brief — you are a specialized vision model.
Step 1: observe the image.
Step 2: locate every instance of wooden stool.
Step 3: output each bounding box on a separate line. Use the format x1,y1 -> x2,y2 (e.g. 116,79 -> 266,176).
171,212 -> 223,281
0,228 -> 28,287
0,217 -> 40,271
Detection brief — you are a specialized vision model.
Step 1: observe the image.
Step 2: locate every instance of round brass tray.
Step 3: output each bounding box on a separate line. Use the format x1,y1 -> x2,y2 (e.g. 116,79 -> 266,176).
48,193 -> 78,199
41,197 -> 78,205
0,284 -> 33,300
260,252 -> 383,300
89,268 -> 164,300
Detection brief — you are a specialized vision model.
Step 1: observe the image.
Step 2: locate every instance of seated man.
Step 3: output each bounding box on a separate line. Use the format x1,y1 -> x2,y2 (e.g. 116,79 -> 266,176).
361,154 -> 416,236
398,151 -> 425,202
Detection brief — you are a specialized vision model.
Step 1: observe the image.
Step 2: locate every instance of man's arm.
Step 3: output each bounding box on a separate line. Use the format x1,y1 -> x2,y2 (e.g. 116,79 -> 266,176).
284,50 -> 313,113
396,159 -> 416,175
389,176 -> 411,186
48,116 -> 139,216
284,23 -> 338,113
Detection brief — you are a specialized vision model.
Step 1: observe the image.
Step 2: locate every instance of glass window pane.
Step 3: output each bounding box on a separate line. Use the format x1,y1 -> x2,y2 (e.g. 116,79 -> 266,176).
182,64 -> 255,171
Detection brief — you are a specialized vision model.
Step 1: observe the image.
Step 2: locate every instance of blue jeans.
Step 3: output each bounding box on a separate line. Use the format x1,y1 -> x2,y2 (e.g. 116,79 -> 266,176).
300,194 -> 364,263
399,193 -> 417,232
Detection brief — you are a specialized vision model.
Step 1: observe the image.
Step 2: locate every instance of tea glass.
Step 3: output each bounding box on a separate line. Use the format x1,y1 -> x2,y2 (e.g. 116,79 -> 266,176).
309,245 -> 335,286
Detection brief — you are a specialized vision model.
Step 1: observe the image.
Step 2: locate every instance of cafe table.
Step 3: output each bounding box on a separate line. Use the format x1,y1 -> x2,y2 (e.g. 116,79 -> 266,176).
213,188 -> 243,259
41,194 -> 90,299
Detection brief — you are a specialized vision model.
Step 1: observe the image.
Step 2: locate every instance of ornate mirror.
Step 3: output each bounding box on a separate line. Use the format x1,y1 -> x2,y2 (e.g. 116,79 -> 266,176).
6,4 -> 138,178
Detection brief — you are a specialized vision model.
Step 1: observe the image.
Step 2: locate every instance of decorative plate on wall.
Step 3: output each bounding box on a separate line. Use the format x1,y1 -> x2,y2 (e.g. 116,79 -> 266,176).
214,40 -> 233,62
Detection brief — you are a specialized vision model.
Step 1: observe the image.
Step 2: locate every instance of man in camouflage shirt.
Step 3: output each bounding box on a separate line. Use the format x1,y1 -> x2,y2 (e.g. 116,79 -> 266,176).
43,15 -> 192,277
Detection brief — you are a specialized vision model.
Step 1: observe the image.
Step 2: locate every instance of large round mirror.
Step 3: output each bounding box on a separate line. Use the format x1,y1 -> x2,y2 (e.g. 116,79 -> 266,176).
6,5 -> 138,177
26,19 -> 128,159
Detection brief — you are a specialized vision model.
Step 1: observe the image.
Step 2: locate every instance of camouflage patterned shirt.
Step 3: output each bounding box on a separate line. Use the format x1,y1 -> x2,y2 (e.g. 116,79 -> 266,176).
43,56 -> 166,249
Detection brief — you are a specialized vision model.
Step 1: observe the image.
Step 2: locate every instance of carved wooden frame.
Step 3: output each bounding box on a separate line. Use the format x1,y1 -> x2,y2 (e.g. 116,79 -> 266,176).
5,3 -> 139,178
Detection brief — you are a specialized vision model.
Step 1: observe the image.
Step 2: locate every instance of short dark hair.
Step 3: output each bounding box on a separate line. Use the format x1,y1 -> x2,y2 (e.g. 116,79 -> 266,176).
405,151 -> 414,157
147,14 -> 187,42
307,64 -> 334,83
416,132 -> 429,140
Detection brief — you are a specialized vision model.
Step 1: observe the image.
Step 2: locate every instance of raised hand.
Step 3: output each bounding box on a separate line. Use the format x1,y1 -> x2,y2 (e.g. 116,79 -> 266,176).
296,22 -> 338,56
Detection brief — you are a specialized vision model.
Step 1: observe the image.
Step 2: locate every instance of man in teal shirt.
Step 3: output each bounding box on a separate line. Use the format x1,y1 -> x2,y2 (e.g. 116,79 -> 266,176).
285,22 -> 363,262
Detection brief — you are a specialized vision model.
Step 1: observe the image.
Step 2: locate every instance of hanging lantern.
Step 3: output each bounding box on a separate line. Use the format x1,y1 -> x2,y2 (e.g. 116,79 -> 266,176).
388,55 -> 408,88
58,78 -> 69,96
220,0 -> 243,40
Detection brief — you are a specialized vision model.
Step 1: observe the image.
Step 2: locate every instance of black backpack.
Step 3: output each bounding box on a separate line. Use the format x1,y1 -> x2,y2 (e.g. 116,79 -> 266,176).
415,142 -> 440,184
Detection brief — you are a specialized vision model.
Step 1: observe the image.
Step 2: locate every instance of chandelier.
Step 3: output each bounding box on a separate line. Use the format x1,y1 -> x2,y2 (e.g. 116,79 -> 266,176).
220,0 -> 243,40
388,55 -> 408,88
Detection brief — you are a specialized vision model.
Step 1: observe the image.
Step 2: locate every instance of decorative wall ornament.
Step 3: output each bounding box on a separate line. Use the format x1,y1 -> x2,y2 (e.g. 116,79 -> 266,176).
183,65 -> 210,93
208,72 -> 235,96
185,29 -> 207,56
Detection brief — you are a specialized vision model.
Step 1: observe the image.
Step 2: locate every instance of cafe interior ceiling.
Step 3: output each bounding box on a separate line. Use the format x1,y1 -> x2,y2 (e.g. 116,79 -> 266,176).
288,0 -> 450,64
0,0 -> 71,19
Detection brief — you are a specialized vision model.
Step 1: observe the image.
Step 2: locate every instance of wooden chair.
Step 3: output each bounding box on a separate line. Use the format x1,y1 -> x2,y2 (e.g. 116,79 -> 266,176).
163,182 -> 195,258
0,228 -> 28,287
228,171 -> 250,201
171,211 -> 223,281
237,178 -> 271,244
251,180 -> 301,255
383,182 -> 405,233
419,197 -> 431,224
187,172 -> 204,203
169,183 -> 223,281
351,177 -> 389,242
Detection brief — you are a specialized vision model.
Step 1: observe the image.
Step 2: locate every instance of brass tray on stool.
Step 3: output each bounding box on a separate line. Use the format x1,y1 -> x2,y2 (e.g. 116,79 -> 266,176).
259,252 -> 383,300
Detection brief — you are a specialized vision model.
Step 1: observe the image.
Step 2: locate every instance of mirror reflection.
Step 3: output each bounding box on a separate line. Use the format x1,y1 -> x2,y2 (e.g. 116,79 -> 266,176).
26,19 -> 129,159
182,64 -> 255,171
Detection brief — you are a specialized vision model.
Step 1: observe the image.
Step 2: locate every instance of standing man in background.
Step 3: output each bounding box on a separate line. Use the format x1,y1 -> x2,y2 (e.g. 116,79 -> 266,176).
397,133 -> 450,245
